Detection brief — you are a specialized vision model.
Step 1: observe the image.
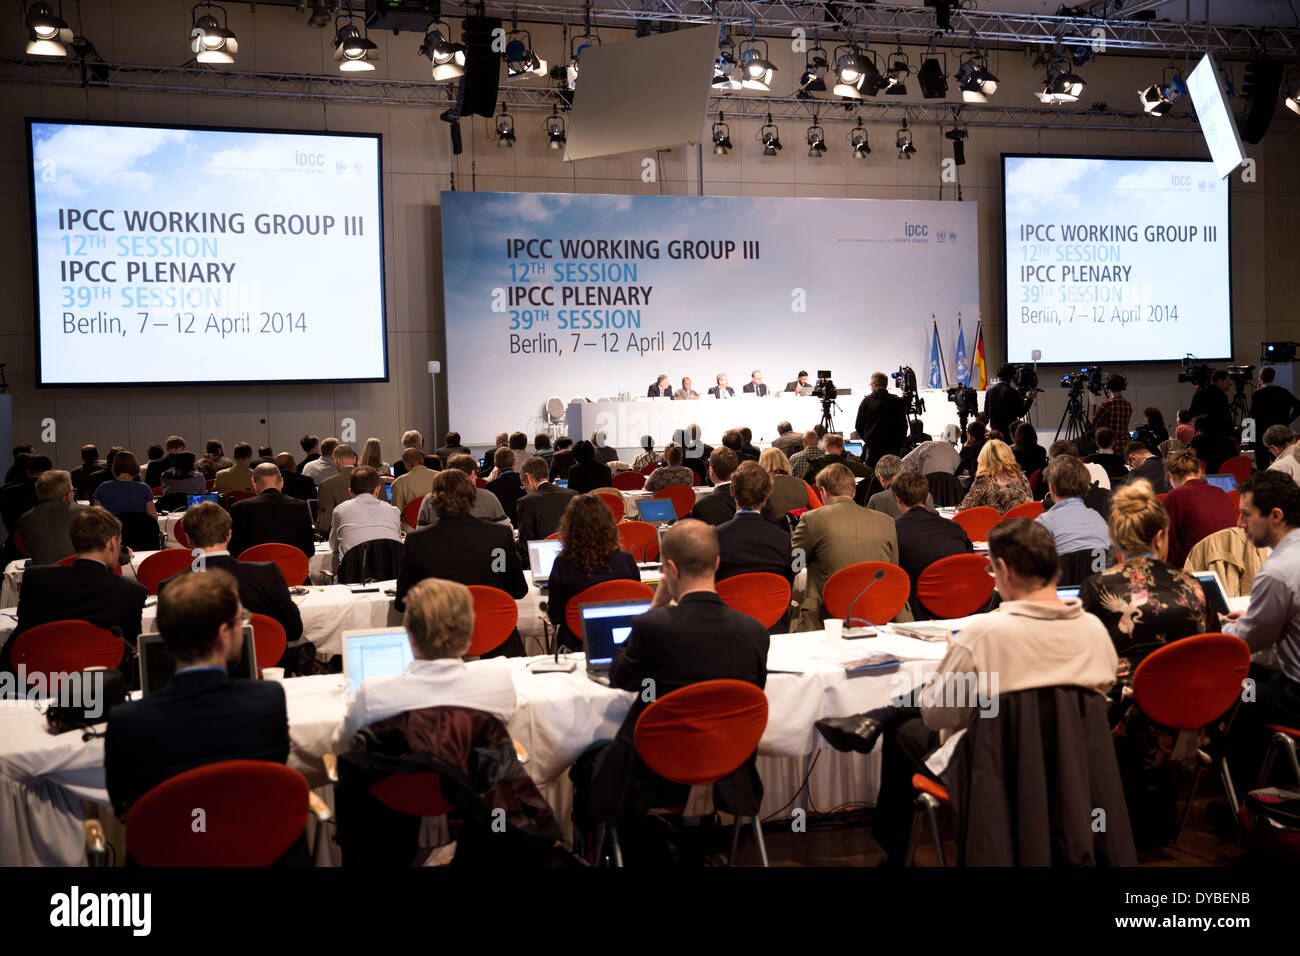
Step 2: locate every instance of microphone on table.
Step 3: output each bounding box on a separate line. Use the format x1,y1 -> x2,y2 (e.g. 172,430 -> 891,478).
842,569 -> 886,638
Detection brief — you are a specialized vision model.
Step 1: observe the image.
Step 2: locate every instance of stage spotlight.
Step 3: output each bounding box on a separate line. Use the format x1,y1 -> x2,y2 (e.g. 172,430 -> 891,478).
26,1 -> 71,57
546,105 -> 566,150
495,105 -> 515,147
419,21 -> 465,82
190,3 -> 238,64
849,118 -> 870,160
504,28 -> 547,79
1036,52 -> 1085,104
1138,66 -> 1185,116
884,44 -> 911,95
711,113 -> 733,155
798,46 -> 830,98
896,119 -> 916,159
1287,77 -> 1300,115
333,13 -> 376,72
759,113 -> 782,157
956,52 -> 998,103
807,117 -> 827,158
565,32 -> 600,89
918,57 -> 948,98
833,44 -> 881,98
945,126 -> 967,165
739,39 -> 777,91
713,39 -> 742,90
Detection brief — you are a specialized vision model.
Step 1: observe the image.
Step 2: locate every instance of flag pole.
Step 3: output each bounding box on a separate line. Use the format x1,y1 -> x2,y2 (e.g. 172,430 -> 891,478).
933,314 -> 950,388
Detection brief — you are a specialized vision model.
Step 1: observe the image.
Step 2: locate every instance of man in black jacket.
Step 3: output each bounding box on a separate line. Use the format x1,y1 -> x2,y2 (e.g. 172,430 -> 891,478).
891,470 -> 973,617
70,444 -> 107,500
984,364 -> 1038,439
855,372 -> 908,467
435,430 -> 472,463
229,463 -> 316,558
485,446 -> 526,523
275,453 -> 318,501
104,568 -> 291,826
163,502 -> 303,651
1250,366 -> 1300,468
715,463 -> 794,583
1116,442 -> 1171,494
1,453 -> 50,547
4,508 -> 146,675
1188,370 -> 1234,440
689,447 -> 740,526
515,456 -> 577,566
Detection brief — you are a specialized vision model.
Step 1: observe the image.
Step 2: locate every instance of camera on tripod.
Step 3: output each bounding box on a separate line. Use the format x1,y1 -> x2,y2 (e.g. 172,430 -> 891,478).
1060,366 -> 1106,396
1227,365 -> 1255,386
811,370 -> 837,402
1178,357 -> 1213,388
947,383 -> 978,417
892,365 -> 918,393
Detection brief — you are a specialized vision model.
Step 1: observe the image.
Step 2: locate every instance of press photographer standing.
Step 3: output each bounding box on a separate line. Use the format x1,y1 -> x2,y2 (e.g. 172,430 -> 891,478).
985,364 -> 1038,438
1091,373 -> 1133,455
1187,368 -> 1234,440
855,372 -> 908,467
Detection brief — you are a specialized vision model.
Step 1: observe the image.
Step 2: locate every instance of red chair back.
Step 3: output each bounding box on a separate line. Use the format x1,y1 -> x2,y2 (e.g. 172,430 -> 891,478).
716,572 -> 792,628
563,579 -> 655,640
248,613 -> 287,671
125,760 -> 309,866
545,531 -> 561,541
403,498 -> 423,529
952,506 -> 1001,541
823,561 -> 910,624
1028,469 -> 1042,497
1220,456 -> 1252,486
465,585 -> 519,657
916,553 -> 996,619
11,621 -> 124,683
633,680 -> 769,785
57,555 -> 123,574
240,542 -> 310,586
205,478 -> 217,492
594,491 -> 625,523
172,519 -> 190,549
151,486 -> 163,496
368,771 -> 455,818
474,476 -> 487,488
654,485 -> 694,519
805,483 -> 823,510
13,530 -> 26,556
612,471 -> 646,491
617,521 -> 660,562
1003,500 -> 1045,521
1131,633 -> 1250,731
137,548 -> 197,595
1228,489 -> 1241,514
1156,492 -> 1168,505
640,463 -> 657,477
691,471 -> 701,486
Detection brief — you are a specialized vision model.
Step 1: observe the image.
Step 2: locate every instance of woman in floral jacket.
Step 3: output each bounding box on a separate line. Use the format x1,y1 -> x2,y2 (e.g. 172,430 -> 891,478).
957,439 -> 1033,514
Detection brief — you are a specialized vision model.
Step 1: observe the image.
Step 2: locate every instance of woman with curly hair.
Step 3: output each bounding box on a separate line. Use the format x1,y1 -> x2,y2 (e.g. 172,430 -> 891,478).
545,494 -> 642,649
957,439 -> 1032,513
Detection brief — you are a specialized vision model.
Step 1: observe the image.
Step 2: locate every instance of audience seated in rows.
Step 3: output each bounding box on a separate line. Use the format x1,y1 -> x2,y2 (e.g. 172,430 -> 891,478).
17,469 -> 87,565
214,443 -> 255,495
892,469 -> 972,618
486,446 -> 526,524
230,462 -> 315,559
302,437 -> 339,484
391,448 -> 436,532
198,439 -> 234,479
91,451 -> 156,518
515,455 -> 577,567
958,439 -> 1032,514
144,436 -> 184,489
329,465 -> 402,573
545,493 -> 641,649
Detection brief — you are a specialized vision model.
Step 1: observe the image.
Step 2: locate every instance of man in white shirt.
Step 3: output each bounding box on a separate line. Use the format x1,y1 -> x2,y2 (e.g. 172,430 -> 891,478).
328,466 -> 401,572
339,577 -> 516,742
302,437 -> 341,485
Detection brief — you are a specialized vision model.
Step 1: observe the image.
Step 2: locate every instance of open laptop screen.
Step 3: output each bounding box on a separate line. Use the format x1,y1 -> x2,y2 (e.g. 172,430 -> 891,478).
343,628 -> 413,696
1205,473 -> 1237,493
636,497 -> 676,524
581,599 -> 653,667
527,539 -> 564,583
187,493 -> 219,508
843,440 -> 864,458
139,626 -> 257,695
1191,570 -> 1231,615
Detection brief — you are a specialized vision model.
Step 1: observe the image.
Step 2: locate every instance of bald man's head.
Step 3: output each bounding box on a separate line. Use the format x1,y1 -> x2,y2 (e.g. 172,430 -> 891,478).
660,518 -> 719,579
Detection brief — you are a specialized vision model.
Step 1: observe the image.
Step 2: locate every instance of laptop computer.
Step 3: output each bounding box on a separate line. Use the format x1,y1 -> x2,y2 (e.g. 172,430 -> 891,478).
843,440 -> 864,458
343,627 -> 414,697
555,479 -> 569,488
796,386 -> 814,397
1190,569 -> 1232,615
383,483 -> 393,502
1056,586 -> 1081,601
636,497 -> 676,526
186,492 -> 219,508
1206,473 -> 1237,493
580,598 -> 653,684
138,626 -> 258,695
526,538 -> 564,589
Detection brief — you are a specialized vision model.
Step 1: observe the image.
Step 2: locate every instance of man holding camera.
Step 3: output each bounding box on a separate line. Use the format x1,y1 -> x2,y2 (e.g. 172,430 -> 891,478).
855,372 -> 908,467
1091,373 -> 1133,456
1187,368 -> 1234,440
985,364 -> 1038,439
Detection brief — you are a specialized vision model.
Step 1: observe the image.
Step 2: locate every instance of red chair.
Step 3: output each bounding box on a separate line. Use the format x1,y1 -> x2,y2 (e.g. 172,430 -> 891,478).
13,530 -> 26,557
805,483 -> 823,510
205,478 -> 217,492
823,562 -> 910,625
1157,492 -> 1168,505
1003,500 -> 1045,522
57,555 -> 124,574
403,498 -> 423,530
1220,456 -> 1252,486
474,476 -> 487,488
907,773 -> 951,867
952,506 -> 1001,541
691,471 -> 701,487
612,471 -> 646,491
545,531 -> 561,541
629,680 -> 770,866
640,463 -> 657,477
916,553 -> 996,619
716,572 -> 792,629
124,760 -> 310,866
465,585 -> 518,657
240,542 -> 310,586
594,491 -> 626,523
1131,633 -> 1251,841
617,521 -> 660,562
172,519 -> 190,549
654,485 -> 694,519
248,613 -> 287,671
1028,469 -> 1042,497
563,579 -> 655,641
368,771 -> 455,818
137,548 -> 197,595
10,621 -> 125,685
1228,489 -> 1241,514
151,486 -> 163,496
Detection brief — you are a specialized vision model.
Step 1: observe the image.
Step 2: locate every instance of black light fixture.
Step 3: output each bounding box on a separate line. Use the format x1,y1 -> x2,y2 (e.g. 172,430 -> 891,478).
884,42 -> 911,95
565,30 -> 600,89
1037,50 -> 1085,104
504,26 -> 547,79
738,38 -> 777,91
711,113 -> 732,155
806,115 -> 827,157
190,3 -> 238,64
832,43 -> 881,99
759,113 -> 782,156
1139,66 -> 1186,116
713,36 -> 741,90
956,50 -> 998,103
798,45 -> 830,98
945,126 -> 968,165
419,21 -> 465,82
918,56 -> 948,99
849,117 -> 870,160
546,105 -> 566,150
896,119 -> 916,159
333,9 -> 377,73
25,1 -> 71,57
495,104 -> 516,147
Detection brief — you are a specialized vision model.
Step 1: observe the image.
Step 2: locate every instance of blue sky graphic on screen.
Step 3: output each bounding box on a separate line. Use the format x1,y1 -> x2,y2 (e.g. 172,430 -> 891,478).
1003,156 -> 1230,365
440,192 -> 979,444
29,121 -> 386,385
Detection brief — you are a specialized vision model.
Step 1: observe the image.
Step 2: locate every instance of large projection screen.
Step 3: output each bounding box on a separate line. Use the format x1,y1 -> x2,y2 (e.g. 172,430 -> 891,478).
1002,154 -> 1230,365
27,119 -> 387,387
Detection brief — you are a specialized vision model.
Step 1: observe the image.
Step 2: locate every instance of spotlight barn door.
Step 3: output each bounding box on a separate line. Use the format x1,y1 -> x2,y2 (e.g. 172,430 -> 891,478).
456,16 -> 502,119
1239,60 -> 1282,144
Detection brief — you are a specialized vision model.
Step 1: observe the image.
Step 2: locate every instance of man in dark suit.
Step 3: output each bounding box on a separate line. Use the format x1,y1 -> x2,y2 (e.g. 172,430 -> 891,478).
1116,442 -> 1171,494
297,434 -> 321,475
742,370 -> 769,397
891,470 -> 973,617
70,444 -> 107,500
785,371 -> 811,393
575,519 -> 769,848
647,374 -> 674,398
17,469 -> 88,565
1,453 -> 50,545
485,446 -> 525,523
229,463 -> 316,558
855,372 -> 908,467
144,436 -> 185,490
515,456 -> 577,566
396,469 -> 528,653
707,373 -> 735,399
690,447 -> 740,526
3,509 -> 147,674
548,437 -> 575,482
983,365 -> 1038,439
163,502 -> 303,651
737,427 -> 761,462
434,431 -> 472,463
391,429 -> 442,478
566,440 -> 613,494
715,461 -> 795,588
104,568 -> 291,824
1250,367 -> 1300,468
275,453 -> 317,501
315,444 -> 358,536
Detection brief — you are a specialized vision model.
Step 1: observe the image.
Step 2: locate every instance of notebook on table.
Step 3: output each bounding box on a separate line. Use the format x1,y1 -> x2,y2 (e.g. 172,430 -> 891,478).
580,598 -> 653,685
138,626 -> 257,695
342,627 -> 413,697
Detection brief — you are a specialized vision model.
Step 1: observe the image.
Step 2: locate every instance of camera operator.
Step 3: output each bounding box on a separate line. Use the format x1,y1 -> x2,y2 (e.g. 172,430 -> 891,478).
984,364 -> 1038,438
1091,373 -> 1133,455
855,371 -> 908,467
1250,367 -> 1300,469
1187,368 -> 1234,440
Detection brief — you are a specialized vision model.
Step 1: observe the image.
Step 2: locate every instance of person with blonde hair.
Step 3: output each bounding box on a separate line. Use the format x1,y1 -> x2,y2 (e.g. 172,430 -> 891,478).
359,437 -> 390,478
759,446 -> 809,516
1161,448 -> 1236,568
957,439 -> 1032,513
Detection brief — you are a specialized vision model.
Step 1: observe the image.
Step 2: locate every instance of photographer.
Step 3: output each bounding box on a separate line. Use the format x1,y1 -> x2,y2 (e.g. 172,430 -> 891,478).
985,364 -> 1038,438
1250,367 -> 1300,469
1091,373 -> 1133,455
855,371 -> 908,467
1187,369 -> 1234,439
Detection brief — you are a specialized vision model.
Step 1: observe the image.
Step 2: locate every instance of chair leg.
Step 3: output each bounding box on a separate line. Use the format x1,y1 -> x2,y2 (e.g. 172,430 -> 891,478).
610,825 -> 624,868
1219,756 -> 1241,820
1174,756 -> 1206,845
923,796 -> 946,868
751,816 -> 769,868
1276,733 -> 1300,787
905,802 -> 924,866
728,816 -> 742,866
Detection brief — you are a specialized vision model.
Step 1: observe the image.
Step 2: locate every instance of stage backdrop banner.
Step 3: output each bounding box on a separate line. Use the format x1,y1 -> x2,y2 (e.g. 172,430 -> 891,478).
440,192 -> 979,444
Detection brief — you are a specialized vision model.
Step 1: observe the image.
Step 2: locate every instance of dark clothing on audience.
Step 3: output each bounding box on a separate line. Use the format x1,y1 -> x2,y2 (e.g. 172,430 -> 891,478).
873,712 -> 938,860
92,479 -> 153,516
955,438 -> 985,477
594,445 -> 618,466
391,454 -> 440,479
716,511 -> 794,583
1163,478 -> 1237,568
683,444 -> 713,486
70,463 -> 108,500
548,449 -> 575,482
485,470 -> 526,524
690,482 -> 736,526
144,455 -> 174,490
1188,385 -> 1233,439
1044,483 -> 1112,522
229,488 -> 315,559
738,442 -> 760,462
895,507 -> 973,617
1190,433 -> 1239,476
567,461 -> 613,494
435,445 -> 471,463
546,550 -> 641,649
515,483 -> 578,566
396,514 -> 527,615
1118,456 -> 1171,494
984,381 -> 1032,438
161,554 -> 303,647
1250,384 -> 1300,433
1014,444 -> 1048,477
1084,451 -> 1128,482
297,452 -> 320,474
17,500 -> 88,565
278,468 -> 317,501
0,478 -> 38,539
855,390 -> 908,465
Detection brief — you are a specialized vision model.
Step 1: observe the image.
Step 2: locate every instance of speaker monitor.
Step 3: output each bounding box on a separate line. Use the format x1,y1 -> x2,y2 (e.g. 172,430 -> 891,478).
1239,60 -> 1282,145
456,16 -> 502,119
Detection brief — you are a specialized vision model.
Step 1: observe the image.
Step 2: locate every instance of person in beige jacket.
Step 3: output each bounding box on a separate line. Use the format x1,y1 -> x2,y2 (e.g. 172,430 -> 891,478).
390,447 -> 437,532
791,462 -> 904,631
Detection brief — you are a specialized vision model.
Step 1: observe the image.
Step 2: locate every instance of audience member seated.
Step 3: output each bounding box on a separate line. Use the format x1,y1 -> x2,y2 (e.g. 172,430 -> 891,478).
214,443 -> 255,495
958,439 -> 1032,514
2,453 -> 51,545
1012,423 -> 1049,476
1084,428 -> 1129,483
144,436 -> 185,489
1188,415 -> 1238,477
715,462 -> 795,590
630,435 -> 658,472
788,430 -> 827,483
359,437 -> 390,477
545,494 -> 641,650
1037,455 -> 1112,558
329,466 -> 402,573
275,452 -> 318,501
417,454 -> 508,529
160,451 -> 206,497
297,434 -> 321,475
954,421 -> 987,478
434,431 -> 472,464
792,463 -> 901,631
165,502 -> 303,650
91,451 -> 157,519
1043,440 -> 1111,520
680,424 -> 714,486
396,470 -> 527,655
759,447 -> 810,517
302,437 -> 340,484
1116,441 -> 1171,494
391,448 -> 436,531
477,433 -> 509,479
229,462 -> 315,558
772,421 -> 803,458
567,440 -> 613,494
1264,424 -> 1300,486
3,443 -> 33,486
198,440 -> 234,480
17,469 -> 87,565
486,446 -> 526,524
70,444 -> 108,500
689,447 -> 741,526
902,424 -> 962,476
547,437 -> 575,482
902,419 -> 932,456
515,456 -> 577,566
1162,449 -> 1237,568
737,427 -> 761,462
813,433 -> 871,483
644,443 -> 695,494
390,429 -> 440,478
865,455 -> 932,517
104,570 -> 293,839
531,433 -> 552,466
591,430 -> 618,466
315,443 -> 358,536
892,469 -> 972,618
